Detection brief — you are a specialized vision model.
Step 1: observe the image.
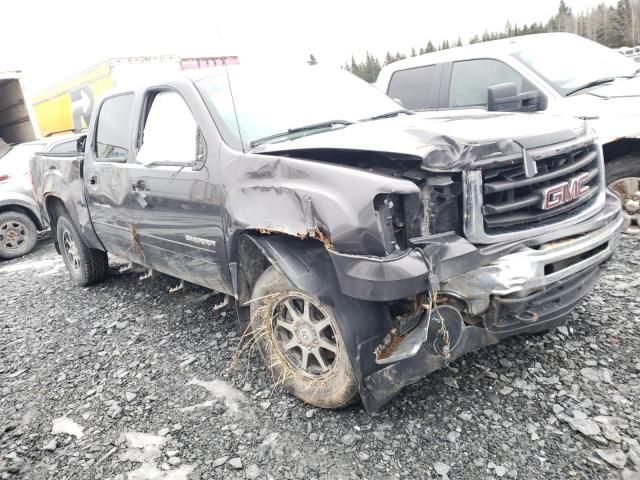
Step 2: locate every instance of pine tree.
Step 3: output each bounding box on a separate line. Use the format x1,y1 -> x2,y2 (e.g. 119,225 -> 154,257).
344,0 -> 640,71
411,47 -> 417,57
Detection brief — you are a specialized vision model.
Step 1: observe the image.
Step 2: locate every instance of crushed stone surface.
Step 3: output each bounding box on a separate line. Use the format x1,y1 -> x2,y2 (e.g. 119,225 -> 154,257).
1,234 -> 640,479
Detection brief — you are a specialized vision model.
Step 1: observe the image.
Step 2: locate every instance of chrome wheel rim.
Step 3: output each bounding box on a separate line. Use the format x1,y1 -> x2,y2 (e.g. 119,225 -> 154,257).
62,229 -> 81,270
609,177 -> 640,234
270,293 -> 339,378
0,221 -> 28,251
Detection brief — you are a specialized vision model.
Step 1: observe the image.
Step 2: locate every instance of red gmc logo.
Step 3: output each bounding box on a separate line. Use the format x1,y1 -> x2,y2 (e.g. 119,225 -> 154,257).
540,172 -> 591,210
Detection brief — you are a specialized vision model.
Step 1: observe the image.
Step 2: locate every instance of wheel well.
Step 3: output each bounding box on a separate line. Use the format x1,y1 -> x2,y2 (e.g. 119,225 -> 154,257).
44,196 -> 70,250
234,234 -> 273,306
0,205 -> 44,231
232,230 -> 329,306
603,138 -> 640,163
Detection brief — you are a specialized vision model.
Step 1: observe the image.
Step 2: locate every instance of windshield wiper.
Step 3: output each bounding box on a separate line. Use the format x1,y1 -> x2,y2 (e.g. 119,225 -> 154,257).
565,77 -> 617,96
249,120 -> 353,148
360,109 -> 414,122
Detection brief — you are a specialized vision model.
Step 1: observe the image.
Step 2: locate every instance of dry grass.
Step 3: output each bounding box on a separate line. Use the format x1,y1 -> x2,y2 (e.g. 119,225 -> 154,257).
125,223 -> 146,266
231,292 -> 329,398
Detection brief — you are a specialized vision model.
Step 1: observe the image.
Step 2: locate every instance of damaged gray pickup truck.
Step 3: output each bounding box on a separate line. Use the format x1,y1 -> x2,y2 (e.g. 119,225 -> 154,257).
31,66 -> 623,412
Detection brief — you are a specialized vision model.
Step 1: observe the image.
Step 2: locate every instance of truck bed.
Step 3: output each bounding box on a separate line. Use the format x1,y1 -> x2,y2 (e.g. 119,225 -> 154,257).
31,151 -> 104,252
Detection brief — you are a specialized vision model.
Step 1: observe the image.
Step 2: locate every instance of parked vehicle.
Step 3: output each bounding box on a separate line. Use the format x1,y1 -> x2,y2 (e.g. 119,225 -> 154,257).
32,66 -> 622,411
0,71 -> 39,154
618,46 -> 635,57
0,134 -> 79,259
377,32 -> 640,232
32,55 -> 239,138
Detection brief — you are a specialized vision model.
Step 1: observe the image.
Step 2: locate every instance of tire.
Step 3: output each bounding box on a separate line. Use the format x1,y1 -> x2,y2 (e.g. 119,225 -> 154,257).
56,215 -> 108,286
605,155 -> 640,233
0,211 -> 38,260
250,266 -> 358,409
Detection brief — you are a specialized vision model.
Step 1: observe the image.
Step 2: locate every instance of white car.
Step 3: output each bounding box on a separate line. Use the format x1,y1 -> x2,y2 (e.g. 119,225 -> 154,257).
377,32 -> 640,232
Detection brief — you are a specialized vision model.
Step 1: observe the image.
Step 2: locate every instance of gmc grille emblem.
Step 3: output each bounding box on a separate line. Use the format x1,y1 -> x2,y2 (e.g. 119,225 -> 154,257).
540,172 -> 591,210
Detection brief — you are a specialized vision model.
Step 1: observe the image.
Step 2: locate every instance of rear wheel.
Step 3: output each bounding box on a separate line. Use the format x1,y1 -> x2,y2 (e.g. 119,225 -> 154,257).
0,211 -> 38,260
606,156 -> 640,233
250,266 -> 358,408
56,215 -> 108,286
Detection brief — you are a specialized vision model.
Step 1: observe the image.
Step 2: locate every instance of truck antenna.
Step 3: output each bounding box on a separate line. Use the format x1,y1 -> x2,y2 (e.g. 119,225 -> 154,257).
222,58 -> 246,152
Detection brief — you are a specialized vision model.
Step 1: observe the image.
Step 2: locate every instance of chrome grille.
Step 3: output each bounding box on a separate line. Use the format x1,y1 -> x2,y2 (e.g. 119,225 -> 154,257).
463,136 -> 606,244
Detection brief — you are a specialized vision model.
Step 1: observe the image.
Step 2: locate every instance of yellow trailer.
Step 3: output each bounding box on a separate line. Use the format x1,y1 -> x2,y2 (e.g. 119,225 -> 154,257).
33,56 -> 238,138
33,62 -> 115,137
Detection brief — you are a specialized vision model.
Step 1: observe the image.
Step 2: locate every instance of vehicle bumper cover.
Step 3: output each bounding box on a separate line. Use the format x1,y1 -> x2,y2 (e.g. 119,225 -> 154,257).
329,190 -> 622,303
352,193 -> 623,411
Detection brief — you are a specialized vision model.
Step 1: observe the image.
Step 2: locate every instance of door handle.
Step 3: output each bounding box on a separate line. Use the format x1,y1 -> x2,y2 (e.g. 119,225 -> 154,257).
132,180 -> 148,192
89,175 -> 98,185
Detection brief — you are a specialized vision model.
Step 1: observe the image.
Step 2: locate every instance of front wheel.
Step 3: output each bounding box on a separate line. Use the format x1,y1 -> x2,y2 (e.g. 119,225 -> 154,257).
0,211 -> 38,260
250,266 -> 358,409
606,156 -> 640,233
56,215 -> 108,286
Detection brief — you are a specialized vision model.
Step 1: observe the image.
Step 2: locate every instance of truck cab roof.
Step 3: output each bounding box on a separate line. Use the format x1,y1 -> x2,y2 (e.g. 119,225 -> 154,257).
377,32 -> 592,90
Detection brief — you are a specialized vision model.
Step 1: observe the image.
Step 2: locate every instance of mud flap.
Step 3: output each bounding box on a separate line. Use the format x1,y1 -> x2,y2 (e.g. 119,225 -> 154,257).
245,234 -> 392,411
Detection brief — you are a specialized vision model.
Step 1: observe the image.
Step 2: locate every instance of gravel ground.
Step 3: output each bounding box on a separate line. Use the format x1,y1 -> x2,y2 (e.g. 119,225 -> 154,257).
1,234 -> 640,480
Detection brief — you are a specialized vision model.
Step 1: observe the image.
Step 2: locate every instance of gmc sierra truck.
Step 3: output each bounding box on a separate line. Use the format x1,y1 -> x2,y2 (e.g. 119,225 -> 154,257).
32,66 -> 622,411
377,32 -> 640,232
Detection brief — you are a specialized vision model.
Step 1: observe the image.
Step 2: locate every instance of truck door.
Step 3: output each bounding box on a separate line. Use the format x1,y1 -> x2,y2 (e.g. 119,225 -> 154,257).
124,87 -> 229,292
84,93 -> 137,258
439,59 -> 538,112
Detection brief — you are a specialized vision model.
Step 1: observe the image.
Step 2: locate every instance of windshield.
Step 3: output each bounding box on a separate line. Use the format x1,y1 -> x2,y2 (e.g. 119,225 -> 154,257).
0,143 -> 45,175
196,66 -> 403,149
512,35 -> 638,95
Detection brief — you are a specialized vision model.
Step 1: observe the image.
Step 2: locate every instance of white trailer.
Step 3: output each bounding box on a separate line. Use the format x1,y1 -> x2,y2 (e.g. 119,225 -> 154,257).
0,71 -> 38,155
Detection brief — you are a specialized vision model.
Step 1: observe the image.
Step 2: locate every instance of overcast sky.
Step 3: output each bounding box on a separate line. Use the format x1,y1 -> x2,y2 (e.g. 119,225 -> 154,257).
2,0 -> 617,93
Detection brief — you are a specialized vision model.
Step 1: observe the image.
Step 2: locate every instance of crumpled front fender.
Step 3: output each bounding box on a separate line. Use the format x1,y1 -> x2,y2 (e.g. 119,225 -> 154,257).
244,234 -> 392,412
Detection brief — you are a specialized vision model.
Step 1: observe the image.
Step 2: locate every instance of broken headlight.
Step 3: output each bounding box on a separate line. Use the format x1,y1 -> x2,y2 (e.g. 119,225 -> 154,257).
418,175 -> 463,236
374,193 -> 420,254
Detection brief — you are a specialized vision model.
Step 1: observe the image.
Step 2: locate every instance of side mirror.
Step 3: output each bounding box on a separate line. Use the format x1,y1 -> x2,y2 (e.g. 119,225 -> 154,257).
77,135 -> 87,153
487,83 -> 542,113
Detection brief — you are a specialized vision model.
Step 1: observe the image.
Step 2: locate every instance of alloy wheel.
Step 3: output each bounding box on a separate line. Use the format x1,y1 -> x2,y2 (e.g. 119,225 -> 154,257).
0,221 -> 28,251
62,229 -> 81,270
270,293 -> 340,378
609,177 -> 640,234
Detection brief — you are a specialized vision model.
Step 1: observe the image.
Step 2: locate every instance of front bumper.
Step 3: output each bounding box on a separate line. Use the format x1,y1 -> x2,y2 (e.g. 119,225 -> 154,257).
329,190 -> 622,303
442,197 -> 623,316
343,192 -> 623,411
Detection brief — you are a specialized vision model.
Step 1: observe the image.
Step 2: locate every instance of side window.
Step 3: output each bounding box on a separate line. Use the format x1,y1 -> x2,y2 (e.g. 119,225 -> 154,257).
387,65 -> 437,110
95,94 -> 133,160
448,59 -> 530,108
48,140 -> 78,154
136,91 -> 201,166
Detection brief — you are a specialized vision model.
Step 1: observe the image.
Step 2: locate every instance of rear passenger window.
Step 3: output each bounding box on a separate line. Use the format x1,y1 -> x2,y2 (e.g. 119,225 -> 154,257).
95,94 -> 133,160
448,59 -> 528,108
387,65 -> 437,110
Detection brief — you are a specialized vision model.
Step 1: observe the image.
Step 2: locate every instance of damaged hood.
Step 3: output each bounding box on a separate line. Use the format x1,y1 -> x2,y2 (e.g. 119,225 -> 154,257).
252,112 -> 588,171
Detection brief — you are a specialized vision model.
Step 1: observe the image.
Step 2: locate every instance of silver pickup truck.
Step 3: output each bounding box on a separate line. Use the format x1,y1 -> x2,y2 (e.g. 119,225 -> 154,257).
377,32 -> 640,232
31,66 -> 622,411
